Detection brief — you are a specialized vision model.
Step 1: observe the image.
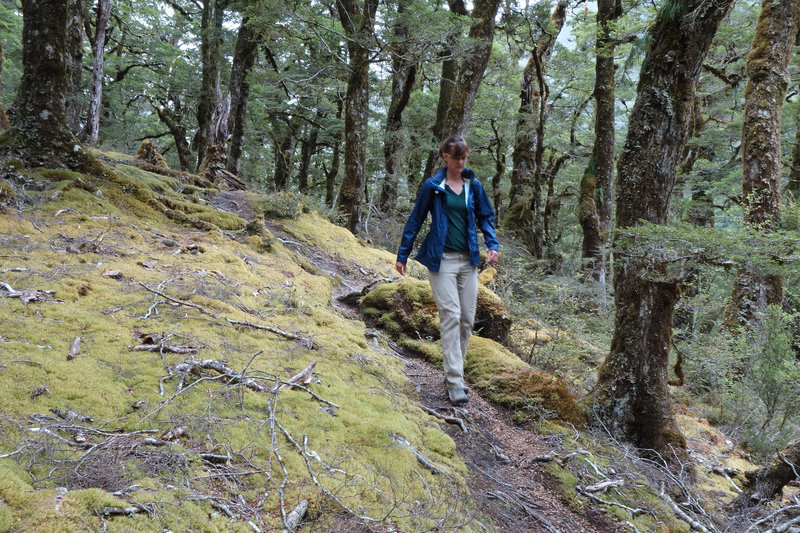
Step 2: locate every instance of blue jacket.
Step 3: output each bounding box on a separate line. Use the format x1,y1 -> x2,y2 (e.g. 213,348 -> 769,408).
397,167 -> 498,272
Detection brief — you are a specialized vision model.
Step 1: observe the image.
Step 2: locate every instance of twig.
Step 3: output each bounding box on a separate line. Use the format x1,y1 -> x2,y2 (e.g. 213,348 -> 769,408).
583,479 -> 624,493
278,360 -> 317,390
129,344 -> 198,355
744,505 -> 800,533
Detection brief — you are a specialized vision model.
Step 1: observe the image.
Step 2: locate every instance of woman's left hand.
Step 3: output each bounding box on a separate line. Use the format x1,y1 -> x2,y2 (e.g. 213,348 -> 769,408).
487,250 -> 499,266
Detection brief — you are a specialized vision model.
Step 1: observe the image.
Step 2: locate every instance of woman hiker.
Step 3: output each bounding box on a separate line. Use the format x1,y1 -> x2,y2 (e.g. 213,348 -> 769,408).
395,135 -> 499,405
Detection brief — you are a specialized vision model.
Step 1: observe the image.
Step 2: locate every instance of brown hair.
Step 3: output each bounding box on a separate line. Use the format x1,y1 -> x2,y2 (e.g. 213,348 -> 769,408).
438,135 -> 469,159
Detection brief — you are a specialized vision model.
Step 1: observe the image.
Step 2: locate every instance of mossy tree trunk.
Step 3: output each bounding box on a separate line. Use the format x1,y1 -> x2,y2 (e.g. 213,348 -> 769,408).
336,0 -> 379,233
441,0 -> 502,139
79,0 -> 110,146
154,92 -> 192,171
734,439 -> 800,507
593,0 -> 734,454
579,0 -> 621,281
273,117 -> 300,191
226,16 -> 258,177
325,93 -> 344,207
195,0 -> 226,170
504,2 -> 566,260
421,0 -> 467,182
378,0 -> 417,213
298,117 -> 321,194
3,0 -> 101,171
0,41 -> 8,131
787,106 -> 800,198
723,0 -> 800,331
65,0 -> 88,132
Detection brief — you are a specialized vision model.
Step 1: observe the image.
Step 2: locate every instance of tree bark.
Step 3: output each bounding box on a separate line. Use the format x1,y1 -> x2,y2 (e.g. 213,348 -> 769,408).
504,2 -> 567,259
154,93 -> 192,171
723,0 -> 800,330
787,108 -> 800,198
579,0 -> 621,281
325,94 -> 344,207
79,0 -> 111,145
0,42 -> 9,131
336,0 -> 379,233
733,439 -> 800,507
298,121 -> 320,194
593,0 -> 735,454
195,0 -> 226,170
421,0 -> 468,182
378,0 -> 417,212
227,16 -> 258,176
273,118 -> 299,191
66,0 -> 88,131
441,0 -> 502,138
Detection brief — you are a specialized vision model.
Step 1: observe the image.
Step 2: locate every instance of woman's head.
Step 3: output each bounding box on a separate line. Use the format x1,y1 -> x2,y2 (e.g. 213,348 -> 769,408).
438,135 -> 469,161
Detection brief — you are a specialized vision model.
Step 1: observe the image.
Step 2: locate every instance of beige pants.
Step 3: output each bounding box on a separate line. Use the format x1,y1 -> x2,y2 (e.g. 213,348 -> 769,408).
429,251 -> 478,390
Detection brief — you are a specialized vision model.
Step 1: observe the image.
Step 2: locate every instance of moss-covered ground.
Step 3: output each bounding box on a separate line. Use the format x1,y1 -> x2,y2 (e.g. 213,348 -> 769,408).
0,159 -> 480,532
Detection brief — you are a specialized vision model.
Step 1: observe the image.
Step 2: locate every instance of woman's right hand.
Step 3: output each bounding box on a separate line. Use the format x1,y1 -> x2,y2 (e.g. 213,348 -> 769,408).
395,261 -> 407,275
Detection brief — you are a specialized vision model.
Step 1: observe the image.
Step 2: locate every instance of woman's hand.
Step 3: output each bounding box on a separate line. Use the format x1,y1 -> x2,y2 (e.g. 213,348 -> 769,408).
486,250 -> 499,266
396,261 -> 407,275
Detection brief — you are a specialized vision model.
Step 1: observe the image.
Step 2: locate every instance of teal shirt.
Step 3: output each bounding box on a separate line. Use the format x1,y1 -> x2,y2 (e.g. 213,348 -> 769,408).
444,184 -> 468,252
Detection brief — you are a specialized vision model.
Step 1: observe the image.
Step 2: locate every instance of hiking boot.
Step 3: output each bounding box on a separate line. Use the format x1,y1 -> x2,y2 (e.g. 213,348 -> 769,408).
447,387 -> 469,405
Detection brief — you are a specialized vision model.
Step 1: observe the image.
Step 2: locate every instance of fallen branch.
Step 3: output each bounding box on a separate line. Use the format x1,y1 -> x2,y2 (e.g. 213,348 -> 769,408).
129,344 -> 198,355
96,504 -> 148,517
67,337 -> 81,361
659,483 -> 712,533
418,403 -> 467,433
171,359 -> 272,393
584,479 -> 625,493
519,454 -> 556,467
138,282 -> 319,349
576,485 -> 645,517
0,282 -> 63,305
278,360 -> 317,390
284,499 -> 308,531
392,433 -> 448,477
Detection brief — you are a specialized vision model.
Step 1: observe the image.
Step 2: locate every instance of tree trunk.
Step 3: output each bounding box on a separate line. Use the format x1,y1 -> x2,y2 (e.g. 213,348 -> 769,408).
787,109 -> 800,198
733,439 -> 800,507
65,0 -> 88,132
298,122 -> 320,194
154,93 -> 192,171
579,0 -> 621,281
79,0 -> 111,146
593,0 -> 735,454
325,94 -> 344,207
723,0 -> 800,330
195,0 -> 226,170
336,0 -> 379,233
227,16 -> 258,176
441,0 -> 503,138
378,0 -> 417,212
504,2 -> 567,259
0,42 -> 9,131
273,119 -> 299,191
421,0 -> 468,181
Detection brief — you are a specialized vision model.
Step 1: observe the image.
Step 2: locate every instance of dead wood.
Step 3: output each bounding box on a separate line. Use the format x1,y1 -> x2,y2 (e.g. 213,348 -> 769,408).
67,337 -> 81,360
129,344 -> 198,355
96,504 -> 148,517
734,439 -> 800,507
0,282 -> 63,305
50,408 -> 93,424
160,425 -> 187,441
392,433 -> 448,476
583,479 -> 624,493
171,359 -> 272,393
417,403 -> 467,432
137,282 -> 319,349
278,360 -> 316,390
30,386 -> 49,400
285,499 -> 308,531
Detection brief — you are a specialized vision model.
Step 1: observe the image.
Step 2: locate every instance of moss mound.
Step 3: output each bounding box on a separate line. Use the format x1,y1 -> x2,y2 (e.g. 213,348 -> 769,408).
360,277 -> 512,344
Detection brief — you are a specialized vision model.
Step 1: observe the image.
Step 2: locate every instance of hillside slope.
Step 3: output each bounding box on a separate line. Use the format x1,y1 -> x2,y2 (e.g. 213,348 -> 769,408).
0,152 -> 773,532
